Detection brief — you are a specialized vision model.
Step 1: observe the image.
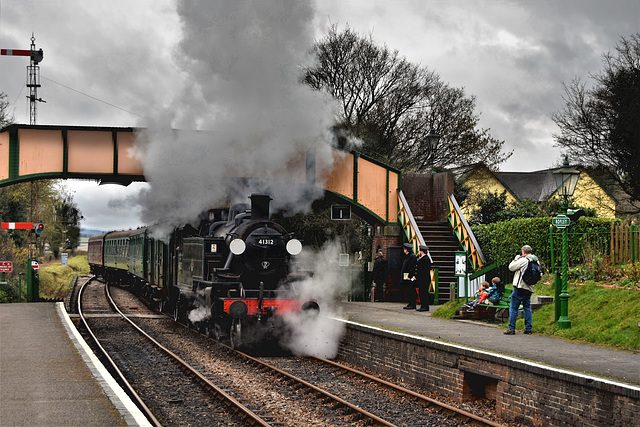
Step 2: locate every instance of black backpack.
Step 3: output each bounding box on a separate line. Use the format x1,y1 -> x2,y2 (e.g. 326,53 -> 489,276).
522,258 -> 542,286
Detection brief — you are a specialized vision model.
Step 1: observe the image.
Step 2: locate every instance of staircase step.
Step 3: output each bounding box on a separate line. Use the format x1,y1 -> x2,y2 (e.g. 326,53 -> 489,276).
411,221 -> 468,302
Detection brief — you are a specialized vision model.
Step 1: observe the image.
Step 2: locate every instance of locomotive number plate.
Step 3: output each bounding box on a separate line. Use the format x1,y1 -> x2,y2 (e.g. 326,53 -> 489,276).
258,239 -> 275,245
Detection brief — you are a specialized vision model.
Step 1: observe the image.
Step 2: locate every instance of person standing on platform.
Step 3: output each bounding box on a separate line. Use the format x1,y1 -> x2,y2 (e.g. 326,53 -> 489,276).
401,243 -> 417,310
415,244 -> 432,312
371,248 -> 388,302
504,245 -> 537,335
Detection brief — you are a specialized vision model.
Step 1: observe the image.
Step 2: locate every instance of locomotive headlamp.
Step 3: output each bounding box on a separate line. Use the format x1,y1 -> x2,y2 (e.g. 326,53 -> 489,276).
229,238 -> 246,255
286,238 -> 302,255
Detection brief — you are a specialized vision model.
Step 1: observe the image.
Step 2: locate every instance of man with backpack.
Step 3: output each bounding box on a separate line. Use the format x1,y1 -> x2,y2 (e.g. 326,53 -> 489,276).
504,245 -> 541,335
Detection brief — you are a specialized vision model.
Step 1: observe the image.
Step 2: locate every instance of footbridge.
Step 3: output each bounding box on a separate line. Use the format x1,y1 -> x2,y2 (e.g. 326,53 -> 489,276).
0,124 -> 400,225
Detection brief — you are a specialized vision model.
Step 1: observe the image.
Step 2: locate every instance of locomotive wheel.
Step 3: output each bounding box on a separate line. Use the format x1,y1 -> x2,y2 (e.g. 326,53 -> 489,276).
199,319 -> 212,337
213,323 -> 223,341
230,319 -> 242,349
173,300 -> 183,323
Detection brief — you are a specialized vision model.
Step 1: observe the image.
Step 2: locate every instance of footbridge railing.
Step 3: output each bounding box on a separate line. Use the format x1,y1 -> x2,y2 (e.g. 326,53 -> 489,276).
446,193 -> 491,273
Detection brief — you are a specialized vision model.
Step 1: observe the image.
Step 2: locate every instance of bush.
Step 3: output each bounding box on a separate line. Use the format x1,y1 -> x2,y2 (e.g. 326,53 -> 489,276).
622,262 -> 640,284
472,217 -> 613,266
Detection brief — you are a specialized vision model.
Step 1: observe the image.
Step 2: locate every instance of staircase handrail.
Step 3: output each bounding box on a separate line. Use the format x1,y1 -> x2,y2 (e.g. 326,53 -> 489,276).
446,193 -> 487,271
397,190 -> 437,296
397,189 -> 425,252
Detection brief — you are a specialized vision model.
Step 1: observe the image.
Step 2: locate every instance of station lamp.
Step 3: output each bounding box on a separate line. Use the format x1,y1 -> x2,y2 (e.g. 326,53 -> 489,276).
426,129 -> 441,150
552,155 -> 581,208
425,129 -> 441,173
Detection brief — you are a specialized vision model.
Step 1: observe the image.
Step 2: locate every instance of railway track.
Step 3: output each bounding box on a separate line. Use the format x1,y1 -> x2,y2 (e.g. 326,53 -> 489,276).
76,278 -> 504,426
258,356 -> 505,426
77,277 -> 268,426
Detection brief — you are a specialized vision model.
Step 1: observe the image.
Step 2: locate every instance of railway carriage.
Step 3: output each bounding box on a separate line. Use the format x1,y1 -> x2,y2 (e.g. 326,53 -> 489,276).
87,232 -> 107,277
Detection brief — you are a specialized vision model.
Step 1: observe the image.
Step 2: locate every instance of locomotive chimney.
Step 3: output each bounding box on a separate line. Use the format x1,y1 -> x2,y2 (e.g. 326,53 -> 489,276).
250,194 -> 272,220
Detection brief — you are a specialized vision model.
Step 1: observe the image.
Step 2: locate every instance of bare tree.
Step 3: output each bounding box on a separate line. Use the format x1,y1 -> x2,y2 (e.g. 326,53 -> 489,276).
303,25 -> 511,172
0,92 -> 14,128
551,34 -> 640,205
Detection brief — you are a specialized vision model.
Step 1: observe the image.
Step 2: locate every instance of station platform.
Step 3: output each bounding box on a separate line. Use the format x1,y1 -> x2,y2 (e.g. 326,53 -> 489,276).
0,303 -> 150,427
337,301 -> 640,387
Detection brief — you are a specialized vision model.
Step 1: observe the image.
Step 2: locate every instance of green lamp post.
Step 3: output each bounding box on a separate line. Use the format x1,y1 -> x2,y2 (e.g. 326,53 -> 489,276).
552,155 -> 581,329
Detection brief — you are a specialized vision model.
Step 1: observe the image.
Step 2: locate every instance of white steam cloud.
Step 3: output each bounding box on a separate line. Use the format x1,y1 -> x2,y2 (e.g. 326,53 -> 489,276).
132,0 -> 338,235
280,240 -> 350,358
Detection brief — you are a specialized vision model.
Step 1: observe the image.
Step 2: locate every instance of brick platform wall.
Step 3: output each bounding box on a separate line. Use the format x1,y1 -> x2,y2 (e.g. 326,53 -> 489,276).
337,323 -> 639,426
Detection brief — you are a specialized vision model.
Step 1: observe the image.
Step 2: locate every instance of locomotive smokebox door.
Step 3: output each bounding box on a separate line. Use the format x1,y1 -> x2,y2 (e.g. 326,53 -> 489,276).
250,194 -> 272,220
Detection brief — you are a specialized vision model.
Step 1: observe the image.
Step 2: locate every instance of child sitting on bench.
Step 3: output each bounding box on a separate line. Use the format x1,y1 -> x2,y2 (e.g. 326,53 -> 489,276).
486,276 -> 505,305
464,281 -> 490,311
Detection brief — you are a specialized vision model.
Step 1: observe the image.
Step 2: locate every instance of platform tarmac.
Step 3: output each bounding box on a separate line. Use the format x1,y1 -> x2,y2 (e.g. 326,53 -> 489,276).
0,303 -> 151,427
337,301 -> 640,387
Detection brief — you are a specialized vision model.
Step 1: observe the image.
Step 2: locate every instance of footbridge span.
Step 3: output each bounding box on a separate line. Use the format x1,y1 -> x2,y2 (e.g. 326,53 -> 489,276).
0,124 -> 400,225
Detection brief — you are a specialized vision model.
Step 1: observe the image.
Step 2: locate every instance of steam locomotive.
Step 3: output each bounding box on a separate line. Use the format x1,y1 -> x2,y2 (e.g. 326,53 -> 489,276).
88,194 -> 318,348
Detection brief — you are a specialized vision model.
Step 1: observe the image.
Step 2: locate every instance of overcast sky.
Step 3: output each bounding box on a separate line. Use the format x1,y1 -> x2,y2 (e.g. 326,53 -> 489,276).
1,0 -> 639,231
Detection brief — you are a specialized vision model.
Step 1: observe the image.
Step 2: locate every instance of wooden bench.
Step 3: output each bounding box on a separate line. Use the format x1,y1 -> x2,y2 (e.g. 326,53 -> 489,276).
478,287 -> 512,309
459,287 -> 513,322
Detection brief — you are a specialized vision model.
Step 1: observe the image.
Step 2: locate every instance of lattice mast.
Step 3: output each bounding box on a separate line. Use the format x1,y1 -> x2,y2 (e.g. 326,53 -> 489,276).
1,33 -> 45,124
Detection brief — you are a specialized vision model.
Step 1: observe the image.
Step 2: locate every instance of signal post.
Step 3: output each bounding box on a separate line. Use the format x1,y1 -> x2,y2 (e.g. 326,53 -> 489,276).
1,222 -> 44,302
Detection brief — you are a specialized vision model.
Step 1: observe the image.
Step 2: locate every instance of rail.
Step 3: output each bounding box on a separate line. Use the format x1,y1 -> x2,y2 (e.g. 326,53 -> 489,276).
103,284 -> 271,427
312,357 -> 504,427
398,189 -> 425,251
77,277 -> 160,427
446,193 -> 486,272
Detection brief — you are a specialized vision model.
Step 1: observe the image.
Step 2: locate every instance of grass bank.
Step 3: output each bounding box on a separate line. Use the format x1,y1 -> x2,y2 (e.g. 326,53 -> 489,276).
432,274 -> 640,351
38,254 -> 90,300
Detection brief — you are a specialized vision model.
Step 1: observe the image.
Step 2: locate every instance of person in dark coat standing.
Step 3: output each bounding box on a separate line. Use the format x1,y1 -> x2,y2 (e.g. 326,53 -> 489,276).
371,249 -> 388,301
415,245 -> 432,312
401,243 -> 417,309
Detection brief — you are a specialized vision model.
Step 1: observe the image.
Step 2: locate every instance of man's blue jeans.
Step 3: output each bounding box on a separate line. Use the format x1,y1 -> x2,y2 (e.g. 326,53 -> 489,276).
508,287 -> 532,332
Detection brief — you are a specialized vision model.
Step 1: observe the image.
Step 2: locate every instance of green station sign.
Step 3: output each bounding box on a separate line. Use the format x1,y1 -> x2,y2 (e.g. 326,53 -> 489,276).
552,214 -> 571,229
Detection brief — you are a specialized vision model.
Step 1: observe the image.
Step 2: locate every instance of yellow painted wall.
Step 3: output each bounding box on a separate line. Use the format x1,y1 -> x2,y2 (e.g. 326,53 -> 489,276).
549,171 -> 617,219
461,167 -> 518,217
463,167 -> 618,219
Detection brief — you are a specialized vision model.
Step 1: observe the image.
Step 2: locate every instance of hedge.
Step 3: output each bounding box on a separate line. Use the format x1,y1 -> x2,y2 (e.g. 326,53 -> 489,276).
472,217 -> 613,268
